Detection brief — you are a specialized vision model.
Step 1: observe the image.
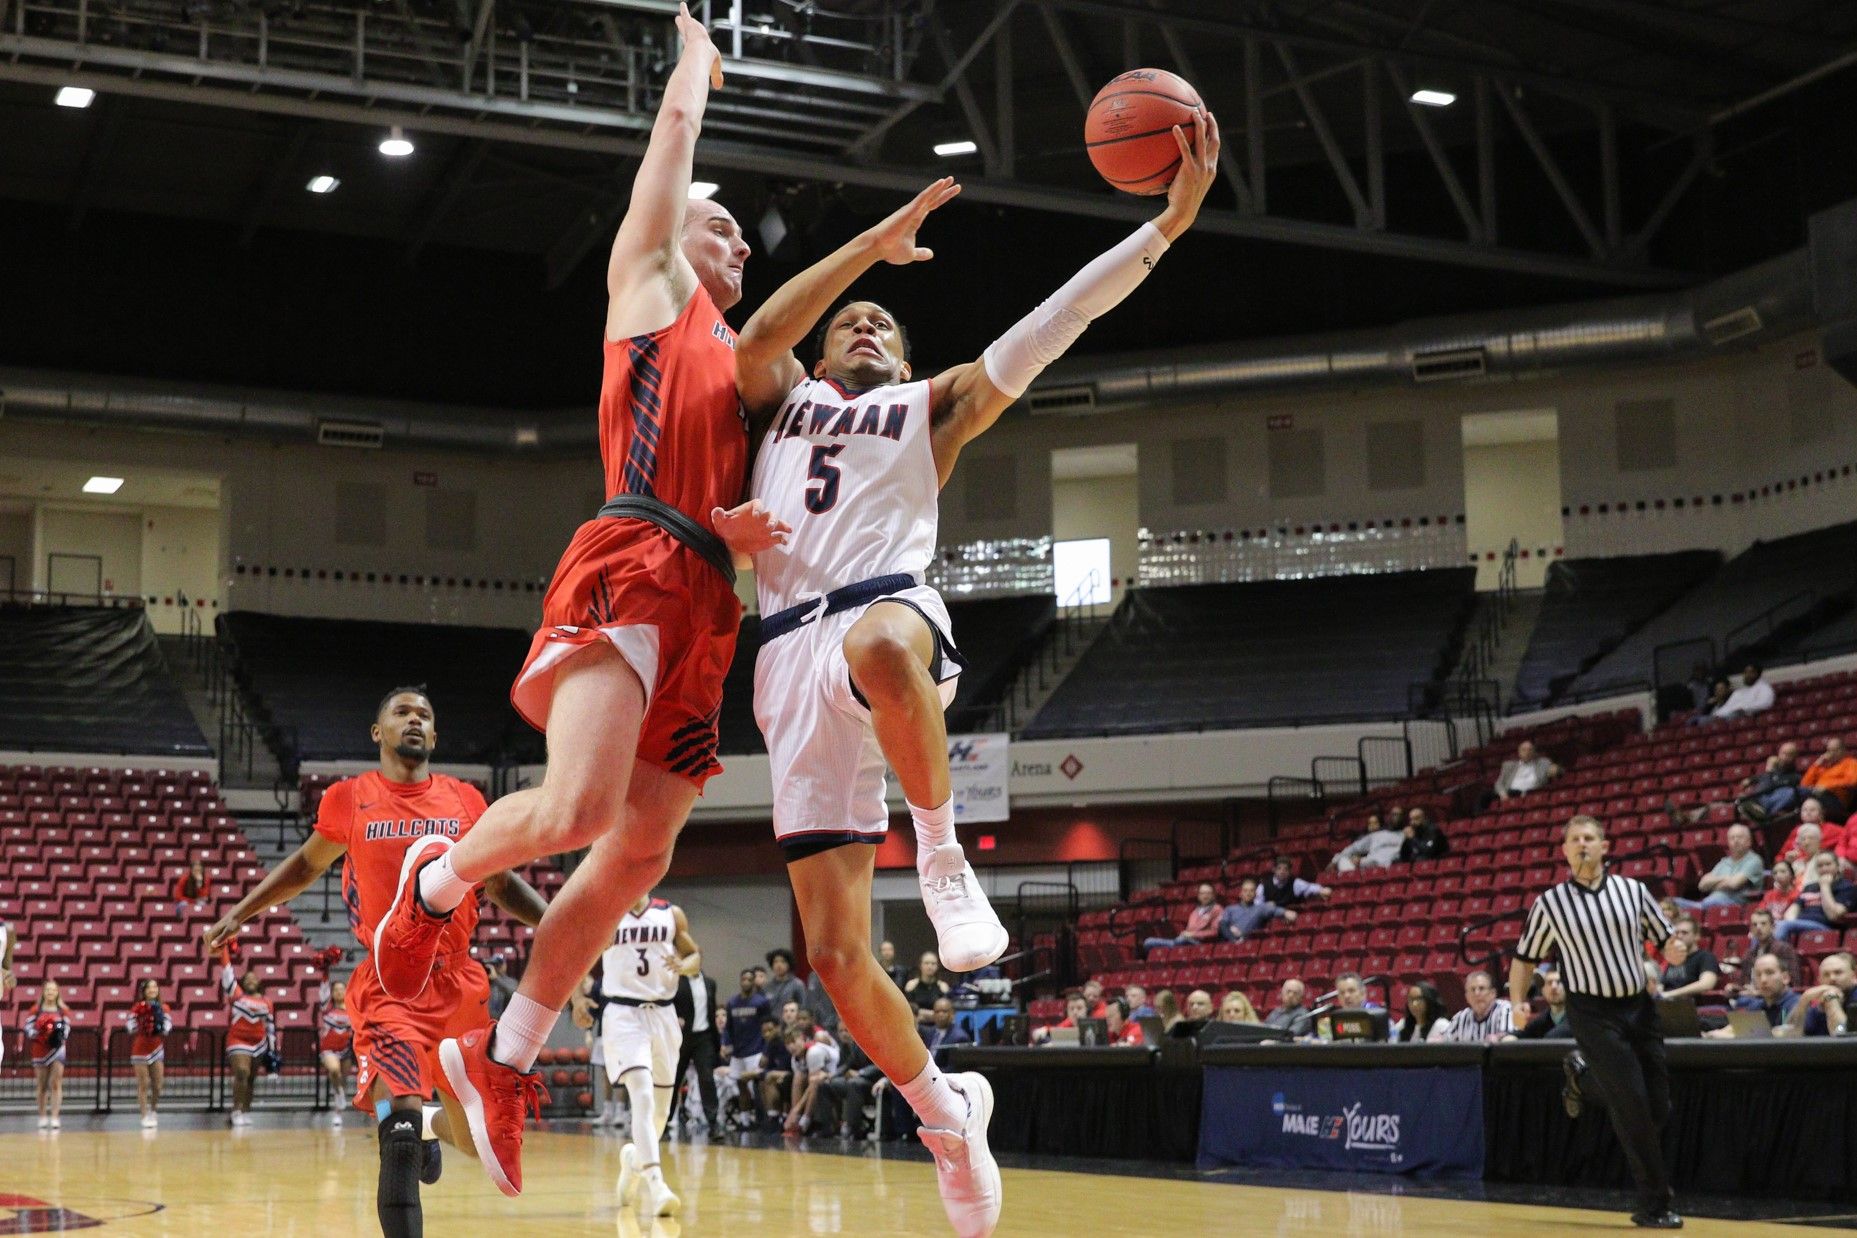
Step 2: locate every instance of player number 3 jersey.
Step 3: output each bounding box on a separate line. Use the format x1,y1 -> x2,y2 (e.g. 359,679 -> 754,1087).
750,376 -> 939,615
601,899 -> 680,1003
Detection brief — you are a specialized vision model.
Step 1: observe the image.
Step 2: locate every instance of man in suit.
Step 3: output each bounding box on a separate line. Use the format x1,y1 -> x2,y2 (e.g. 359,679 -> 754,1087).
670,967 -> 722,1139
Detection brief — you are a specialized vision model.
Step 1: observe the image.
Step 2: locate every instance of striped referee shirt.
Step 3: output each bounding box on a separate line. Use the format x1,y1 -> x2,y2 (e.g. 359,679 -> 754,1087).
1442,998 -> 1514,1042
1516,870 -> 1673,999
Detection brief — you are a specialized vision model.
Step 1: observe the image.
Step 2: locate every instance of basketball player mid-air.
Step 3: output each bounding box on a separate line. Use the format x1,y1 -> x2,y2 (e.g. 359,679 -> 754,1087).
370,2 -> 786,1198
723,109 -> 1222,1238
600,892 -> 703,1220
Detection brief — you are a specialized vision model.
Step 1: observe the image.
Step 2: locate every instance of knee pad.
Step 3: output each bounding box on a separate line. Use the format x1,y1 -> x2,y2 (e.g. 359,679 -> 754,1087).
377,1112 -> 424,1238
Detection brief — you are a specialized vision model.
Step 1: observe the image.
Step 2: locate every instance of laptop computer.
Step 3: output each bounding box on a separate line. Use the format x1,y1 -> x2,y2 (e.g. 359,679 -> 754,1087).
1043,1025 -> 1080,1045
1726,1009 -> 1774,1039
1075,1017 -> 1108,1046
1136,1016 -> 1166,1045
1656,996 -> 1703,1037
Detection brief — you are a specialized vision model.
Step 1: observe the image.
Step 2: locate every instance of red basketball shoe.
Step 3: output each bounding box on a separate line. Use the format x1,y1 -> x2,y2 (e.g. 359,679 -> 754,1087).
372,835 -> 454,999
440,1024 -> 549,1198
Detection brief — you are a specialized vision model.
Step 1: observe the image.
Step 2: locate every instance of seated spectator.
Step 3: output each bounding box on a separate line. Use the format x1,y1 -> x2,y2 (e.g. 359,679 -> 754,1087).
1758,860 -> 1799,917
1123,984 -> 1156,1020
1257,856 -> 1330,908
1141,883 -> 1222,955
783,1024 -> 842,1135
1674,823 -> 1766,912
1217,878 -> 1295,941
1775,851 -> 1855,943
1779,812 -> 1844,873
1715,953 -> 1800,1036
1736,742 -> 1803,823
1489,740 -> 1560,806
1658,917 -> 1722,1000
1440,970 -> 1513,1042
1327,971 -> 1386,1042
1263,979 -> 1313,1038
1153,989 -> 1182,1034
1507,966 -> 1573,1040
812,1037 -> 881,1139
1330,814 -> 1404,872
878,939 -> 908,988
1788,950 -> 1853,1037
904,952 -> 950,1024
172,855 -> 213,907
757,1018 -> 794,1130
1702,678 -> 1732,714
1104,997 -> 1145,1045
1398,808 -> 1450,863
921,997 -> 970,1062
1797,736 -> 1857,823
1690,664 -> 1775,725
762,949 -> 805,1014
1080,977 -> 1108,1018
1393,982 -> 1450,1042
1217,991 -> 1259,1024
1032,993 -> 1091,1045
1722,908 -> 1805,993
1657,896 -> 1684,930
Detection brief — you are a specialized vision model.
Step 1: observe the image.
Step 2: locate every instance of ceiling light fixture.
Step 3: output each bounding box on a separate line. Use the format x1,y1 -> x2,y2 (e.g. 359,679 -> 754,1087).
306,175 -> 340,194
1409,89 -> 1456,107
687,181 -> 719,200
933,139 -> 978,157
83,476 -> 124,494
379,127 -> 415,157
55,86 -> 96,109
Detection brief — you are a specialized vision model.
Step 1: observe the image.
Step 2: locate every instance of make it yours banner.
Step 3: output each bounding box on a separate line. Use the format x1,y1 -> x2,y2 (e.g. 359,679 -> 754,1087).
947,733 -> 1009,824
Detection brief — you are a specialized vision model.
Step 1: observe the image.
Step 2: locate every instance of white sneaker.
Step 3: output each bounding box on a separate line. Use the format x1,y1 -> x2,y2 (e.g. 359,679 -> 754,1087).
49,1117 -> 61,1131
331,1111 -> 343,1128
36,1116 -> 49,1130
639,1168 -> 681,1219
617,1142 -> 641,1206
918,845 -> 1009,972
141,1112 -> 158,1129
916,1072 -> 1001,1238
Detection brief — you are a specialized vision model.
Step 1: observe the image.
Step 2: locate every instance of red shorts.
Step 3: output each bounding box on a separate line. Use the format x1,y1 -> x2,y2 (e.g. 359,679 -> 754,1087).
347,951 -> 490,1110
511,516 -> 741,789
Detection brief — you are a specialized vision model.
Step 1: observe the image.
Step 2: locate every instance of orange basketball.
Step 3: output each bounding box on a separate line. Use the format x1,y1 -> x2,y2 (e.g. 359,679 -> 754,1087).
1085,69 -> 1203,196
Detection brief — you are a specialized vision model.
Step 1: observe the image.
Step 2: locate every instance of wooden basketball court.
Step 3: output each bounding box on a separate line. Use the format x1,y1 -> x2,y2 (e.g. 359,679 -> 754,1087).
0,1117 -> 1835,1234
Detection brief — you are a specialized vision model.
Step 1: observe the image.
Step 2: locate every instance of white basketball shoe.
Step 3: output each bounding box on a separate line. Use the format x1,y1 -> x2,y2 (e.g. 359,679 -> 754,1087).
916,1072 -> 1001,1238
919,844 -> 1009,973
617,1141 -> 641,1205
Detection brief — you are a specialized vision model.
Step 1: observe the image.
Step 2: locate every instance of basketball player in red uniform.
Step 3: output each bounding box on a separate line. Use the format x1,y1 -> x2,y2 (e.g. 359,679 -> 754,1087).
370,4 -> 786,1198
205,686 -> 548,1237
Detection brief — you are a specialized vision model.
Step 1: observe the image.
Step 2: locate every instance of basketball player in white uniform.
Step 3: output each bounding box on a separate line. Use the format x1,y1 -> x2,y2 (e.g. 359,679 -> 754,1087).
599,892 -> 701,1219
724,114 -> 1221,1238
0,918 -> 14,1069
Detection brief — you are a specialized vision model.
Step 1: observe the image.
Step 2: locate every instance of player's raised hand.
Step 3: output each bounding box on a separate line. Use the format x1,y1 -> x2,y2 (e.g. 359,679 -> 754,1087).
675,2 -> 724,90
711,499 -> 793,556
866,177 -> 962,266
1157,108 -> 1220,240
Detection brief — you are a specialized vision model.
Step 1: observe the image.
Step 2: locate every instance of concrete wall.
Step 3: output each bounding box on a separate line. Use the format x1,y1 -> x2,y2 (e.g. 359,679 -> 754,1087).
1464,439 -> 1563,589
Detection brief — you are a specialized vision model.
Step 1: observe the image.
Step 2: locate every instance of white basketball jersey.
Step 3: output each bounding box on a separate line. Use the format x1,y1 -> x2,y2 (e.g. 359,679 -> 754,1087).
601,900 -> 680,1003
750,376 -> 940,615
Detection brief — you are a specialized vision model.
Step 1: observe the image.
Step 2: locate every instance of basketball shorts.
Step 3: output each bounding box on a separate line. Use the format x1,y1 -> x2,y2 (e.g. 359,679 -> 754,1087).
600,1003 -> 681,1088
753,583 -> 963,856
512,517 -> 742,789
725,1051 -> 763,1080
348,951 -> 490,1110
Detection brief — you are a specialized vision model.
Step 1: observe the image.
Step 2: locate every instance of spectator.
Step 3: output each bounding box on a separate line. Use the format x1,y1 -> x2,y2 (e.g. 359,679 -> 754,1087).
783,1021 -> 844,1135
1722,908 -> 1805,993
1738,742 -> 1803,823
1181,989 -> 1215,1028
1780,812 -> 1842,873
1657,896 -> 1683,930
1141,883 -> 1223,954
1382,806 -> 1408,834
1722,953 -> 1800,1034
485,951 -> 518,1021
753,965 -> 770,993
1081,978 -> 1108,1017
1217,878 -> 1295,941
1393,982 -> 1450,1042
758,1018 -> 794,1131
878,940 -> 908,988
1657,917 -> 1722,1000
1033,992 -> 1091,1044
1264,979 -> 1313,1038
1440,971 -> 1513,1042
1684,663 -> 1713,712
1703,678 -> 1732,713
1153,989 -> 1182,1034
1490,740 -> 1560,805
1217,992 -> 1259,1024
720,969 -> 772,1130
1674,824 -> 1766,912
1123,984 -> 1156,1019
1333,972 -> 1382,1014
1758,860 -> 1799,916
1693,664 -> 1774,724
1797,736 -> 1857,822
1330,815 -> 1404,873
1398,808 -> 1450,863
761,948 -> 805,1014
1257,857 -> 1330,908
172,855 -> 213,908
1507,967 -> 1574,1040
1104,997 -> 1146,1044
1788,950 -> 1853,1036
814,1038 -> 882,1140
1776,851 -> 1856,943
904,952 -> 950,1024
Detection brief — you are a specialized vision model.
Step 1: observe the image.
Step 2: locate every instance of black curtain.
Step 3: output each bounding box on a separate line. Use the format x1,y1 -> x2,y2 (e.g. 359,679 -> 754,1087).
973,1065 -> 1202,1163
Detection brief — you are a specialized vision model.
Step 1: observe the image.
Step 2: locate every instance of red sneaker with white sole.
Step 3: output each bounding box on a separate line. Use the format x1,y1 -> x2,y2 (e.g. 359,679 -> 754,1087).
372,834 -> 455,999
439,1024 -> 549,1198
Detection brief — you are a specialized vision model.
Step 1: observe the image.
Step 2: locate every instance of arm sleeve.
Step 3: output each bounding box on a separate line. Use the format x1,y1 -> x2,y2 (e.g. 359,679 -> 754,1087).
1514,898 -> 1556,962
980,222 -> 1171,399
313,779 -> 354,846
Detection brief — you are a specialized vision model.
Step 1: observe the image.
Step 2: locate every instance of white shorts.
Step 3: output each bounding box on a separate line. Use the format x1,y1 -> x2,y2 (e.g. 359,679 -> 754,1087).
753,583 -> 963,854
600,1003 -> 681,1089
725,1051 -> 763,1080
797,1040 -> 840,1077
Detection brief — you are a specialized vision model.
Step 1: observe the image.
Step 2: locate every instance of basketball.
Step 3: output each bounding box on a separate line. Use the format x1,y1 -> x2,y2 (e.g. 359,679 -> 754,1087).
1085,69 -> 1203,195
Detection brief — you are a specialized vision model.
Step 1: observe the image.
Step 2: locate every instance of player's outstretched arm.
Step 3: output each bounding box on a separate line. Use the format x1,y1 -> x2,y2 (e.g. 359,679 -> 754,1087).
736,177 -> 962,421
203,834 -> 347,955
606,4 -> 723,339
672,906 -> 703,977
927,112 -> 1220,482
482,869 -> 550,929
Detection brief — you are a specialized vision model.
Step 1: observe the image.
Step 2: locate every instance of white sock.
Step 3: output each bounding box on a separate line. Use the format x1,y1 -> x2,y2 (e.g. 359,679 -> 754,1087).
416,850 -> 472,915
895,1058 -> 967,1132
625,1074 -> 661,1169
910,797 -> 956,868
490,994 -> 557,1073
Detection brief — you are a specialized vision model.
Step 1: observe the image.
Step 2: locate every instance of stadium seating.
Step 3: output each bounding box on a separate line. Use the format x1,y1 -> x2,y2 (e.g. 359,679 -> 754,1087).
218,611 -> 544,764
945,595 -> 1058,735
1022,569 -> 1475,738
0,605 -> 208,756
1511,551 -> 1721,708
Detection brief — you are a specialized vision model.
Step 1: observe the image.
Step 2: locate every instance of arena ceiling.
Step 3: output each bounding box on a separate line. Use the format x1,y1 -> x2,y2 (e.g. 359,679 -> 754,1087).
0,0 -> 1854,406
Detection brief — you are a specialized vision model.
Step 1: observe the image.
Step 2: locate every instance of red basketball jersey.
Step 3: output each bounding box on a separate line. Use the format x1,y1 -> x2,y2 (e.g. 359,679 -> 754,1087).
600,285 -> 748,521
314,772 -> 488,957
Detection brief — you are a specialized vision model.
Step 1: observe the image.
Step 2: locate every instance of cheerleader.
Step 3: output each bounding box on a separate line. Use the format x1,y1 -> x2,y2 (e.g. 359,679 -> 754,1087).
220,954 -> 276,1127
127,978 -> 175,1128
26,979 -> 72,1130
317,977 -> 355,1127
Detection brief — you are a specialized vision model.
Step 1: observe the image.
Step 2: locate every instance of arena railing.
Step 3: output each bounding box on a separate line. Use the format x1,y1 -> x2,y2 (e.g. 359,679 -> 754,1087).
0,1025 -> 335,1115
0,587 -> 144,610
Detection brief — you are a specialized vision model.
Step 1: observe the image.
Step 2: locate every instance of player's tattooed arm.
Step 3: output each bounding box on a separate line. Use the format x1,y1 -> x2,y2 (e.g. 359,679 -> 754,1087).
735,177 -> 961,421
672,906 -> 704,978
482,868 -> 550,929
203,833 -> 347,955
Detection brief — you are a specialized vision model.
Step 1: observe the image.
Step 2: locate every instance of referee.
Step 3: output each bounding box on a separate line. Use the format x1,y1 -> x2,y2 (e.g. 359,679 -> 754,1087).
1509,814 -> 1682,1229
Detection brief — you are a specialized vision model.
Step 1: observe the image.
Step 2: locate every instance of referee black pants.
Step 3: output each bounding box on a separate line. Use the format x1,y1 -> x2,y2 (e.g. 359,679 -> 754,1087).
1565,991 -> 1671,1210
